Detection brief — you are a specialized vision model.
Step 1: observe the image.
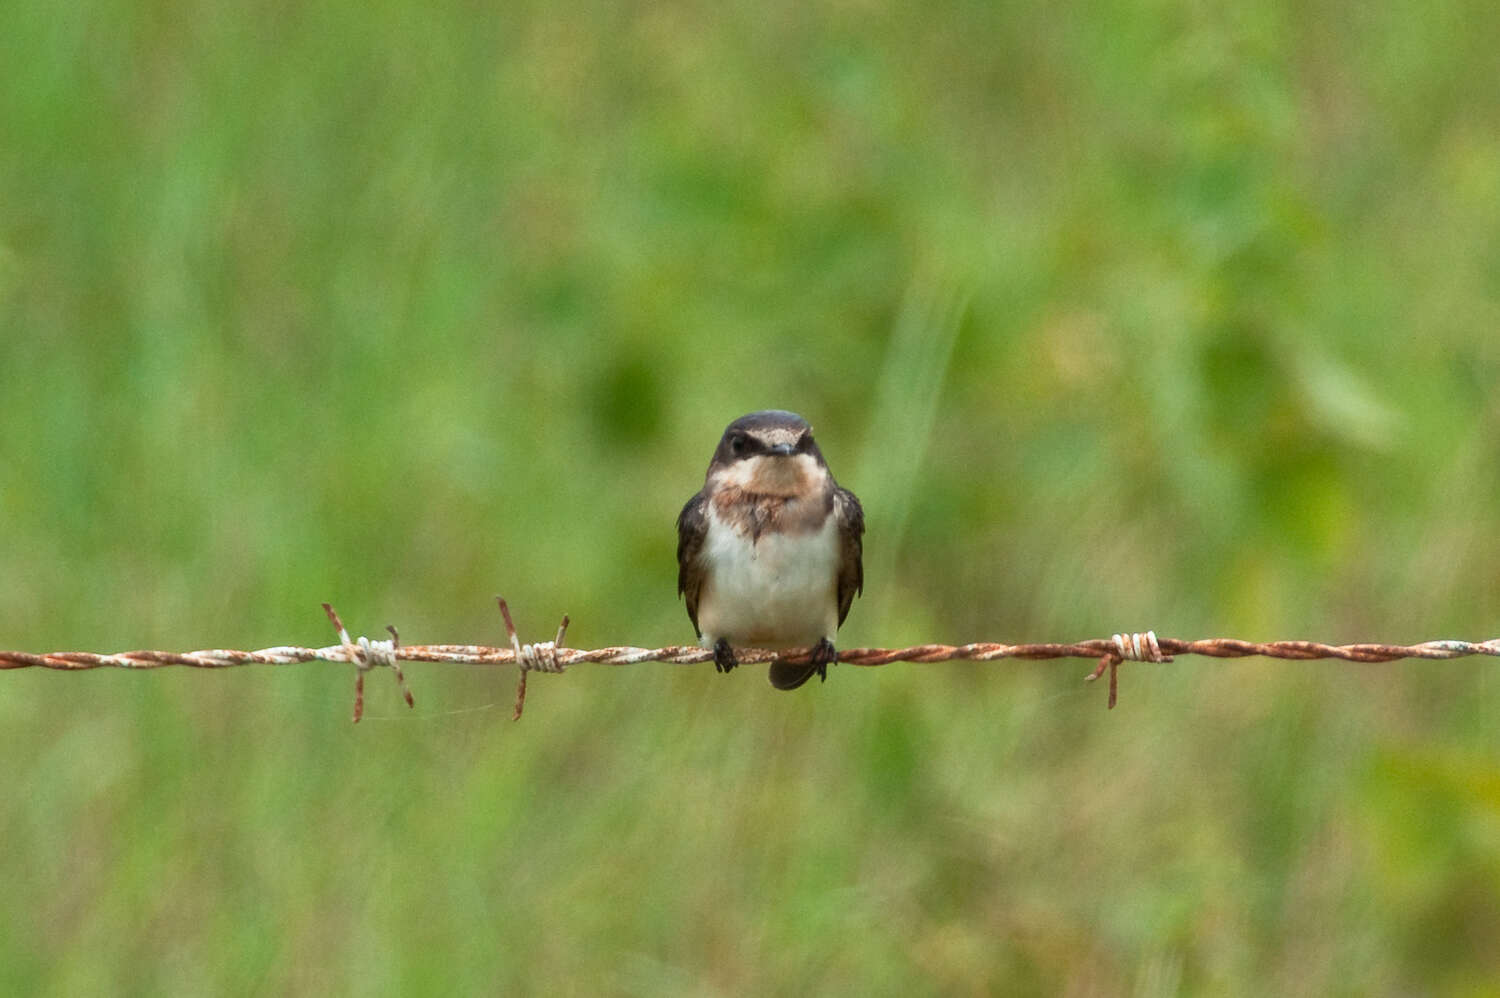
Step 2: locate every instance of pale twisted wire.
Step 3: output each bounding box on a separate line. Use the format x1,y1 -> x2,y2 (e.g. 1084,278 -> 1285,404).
4,599 -> 1497,720
6,637 -> 1498,671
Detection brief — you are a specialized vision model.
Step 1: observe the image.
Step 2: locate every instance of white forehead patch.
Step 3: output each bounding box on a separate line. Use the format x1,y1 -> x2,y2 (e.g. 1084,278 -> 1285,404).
753,427 -> 803,448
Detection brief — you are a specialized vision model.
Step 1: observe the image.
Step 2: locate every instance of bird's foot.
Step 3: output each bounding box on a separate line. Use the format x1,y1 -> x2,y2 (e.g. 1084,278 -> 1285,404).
713,637 -> 738,674
810,637 -> 837,682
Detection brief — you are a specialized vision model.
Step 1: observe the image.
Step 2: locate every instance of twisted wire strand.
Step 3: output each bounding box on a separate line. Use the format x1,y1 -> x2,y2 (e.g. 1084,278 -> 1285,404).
6,638 -> 1498,672
3,599 -> 1496,719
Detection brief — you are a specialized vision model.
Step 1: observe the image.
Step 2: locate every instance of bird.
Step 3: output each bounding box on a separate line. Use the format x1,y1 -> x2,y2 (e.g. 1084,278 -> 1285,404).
676,410 -> 864,690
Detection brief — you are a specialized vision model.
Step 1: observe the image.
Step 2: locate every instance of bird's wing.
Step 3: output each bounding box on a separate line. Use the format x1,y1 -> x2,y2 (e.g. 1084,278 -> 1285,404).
676,491 -> 710,636
833,486 -> 864,627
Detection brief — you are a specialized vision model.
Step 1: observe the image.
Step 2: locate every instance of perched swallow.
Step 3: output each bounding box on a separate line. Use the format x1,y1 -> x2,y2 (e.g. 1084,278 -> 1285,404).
676,410 -> 864,690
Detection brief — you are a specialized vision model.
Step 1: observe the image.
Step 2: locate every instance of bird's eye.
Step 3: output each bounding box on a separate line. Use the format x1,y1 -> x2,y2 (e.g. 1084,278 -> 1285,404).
729,434 -> 747,456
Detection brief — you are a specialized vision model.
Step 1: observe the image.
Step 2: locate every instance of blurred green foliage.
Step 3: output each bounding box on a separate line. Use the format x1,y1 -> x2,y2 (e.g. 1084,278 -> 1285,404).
3,0 -> 1499,993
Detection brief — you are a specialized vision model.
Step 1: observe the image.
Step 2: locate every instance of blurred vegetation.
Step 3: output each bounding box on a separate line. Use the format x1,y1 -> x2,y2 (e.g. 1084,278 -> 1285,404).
3,0 -> 1499,993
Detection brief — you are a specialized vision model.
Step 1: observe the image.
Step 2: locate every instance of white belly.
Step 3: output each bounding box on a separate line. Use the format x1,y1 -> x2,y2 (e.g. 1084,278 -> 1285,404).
695,510 -> 840,648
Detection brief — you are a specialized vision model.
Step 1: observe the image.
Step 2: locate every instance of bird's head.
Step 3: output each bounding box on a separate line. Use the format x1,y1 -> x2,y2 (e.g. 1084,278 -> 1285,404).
706,410 -> 830,496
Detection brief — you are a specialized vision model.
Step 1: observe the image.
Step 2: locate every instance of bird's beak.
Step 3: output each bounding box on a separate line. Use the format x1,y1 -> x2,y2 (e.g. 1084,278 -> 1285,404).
767,443 -> 796,457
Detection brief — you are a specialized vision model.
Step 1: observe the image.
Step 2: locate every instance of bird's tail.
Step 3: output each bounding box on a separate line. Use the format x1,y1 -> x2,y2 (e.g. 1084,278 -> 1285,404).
768,661 -> 821,691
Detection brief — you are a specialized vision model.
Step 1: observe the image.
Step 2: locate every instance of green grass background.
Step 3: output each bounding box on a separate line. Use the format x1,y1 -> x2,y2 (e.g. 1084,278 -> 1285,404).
4,0 -> 1500,993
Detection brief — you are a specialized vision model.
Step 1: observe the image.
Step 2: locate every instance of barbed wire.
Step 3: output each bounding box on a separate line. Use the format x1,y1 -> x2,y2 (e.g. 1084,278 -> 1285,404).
3,599 -> 1497,720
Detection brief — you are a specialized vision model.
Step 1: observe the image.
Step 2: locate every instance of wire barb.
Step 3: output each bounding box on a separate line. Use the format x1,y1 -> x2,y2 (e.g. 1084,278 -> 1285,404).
1083,631 -> 1172,709
498,597 -> 570,721
323,603 -> 415,723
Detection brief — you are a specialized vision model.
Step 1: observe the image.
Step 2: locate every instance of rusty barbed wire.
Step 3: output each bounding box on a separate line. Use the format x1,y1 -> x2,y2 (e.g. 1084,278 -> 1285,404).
2,599 -> 1497,720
